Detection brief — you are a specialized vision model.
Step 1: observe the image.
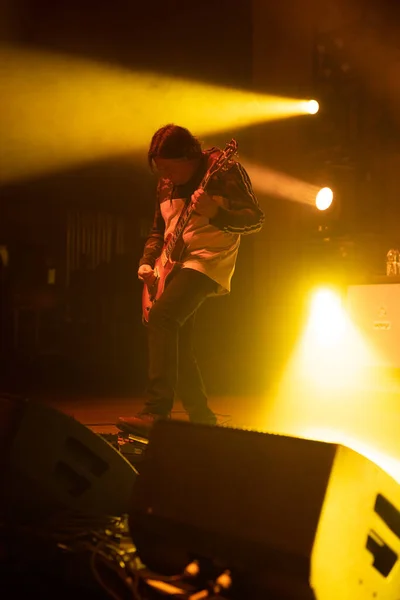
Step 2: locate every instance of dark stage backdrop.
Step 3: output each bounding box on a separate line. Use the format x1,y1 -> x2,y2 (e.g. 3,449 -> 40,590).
0,0 -> 260,396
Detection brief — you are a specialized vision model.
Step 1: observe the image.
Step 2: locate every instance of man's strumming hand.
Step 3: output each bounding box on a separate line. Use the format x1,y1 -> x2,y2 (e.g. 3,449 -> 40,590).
138,264 -> 156,285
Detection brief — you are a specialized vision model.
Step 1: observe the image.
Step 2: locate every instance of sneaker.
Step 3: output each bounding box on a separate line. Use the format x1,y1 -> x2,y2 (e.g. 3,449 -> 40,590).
116,412 -> 170,436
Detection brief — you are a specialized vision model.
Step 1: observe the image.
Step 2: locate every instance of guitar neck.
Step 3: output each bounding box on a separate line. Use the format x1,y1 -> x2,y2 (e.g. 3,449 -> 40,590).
164,169 -> 213,261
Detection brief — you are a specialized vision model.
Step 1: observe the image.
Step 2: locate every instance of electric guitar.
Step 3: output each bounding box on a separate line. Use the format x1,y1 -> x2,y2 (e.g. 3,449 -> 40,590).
142,139 -> 238,324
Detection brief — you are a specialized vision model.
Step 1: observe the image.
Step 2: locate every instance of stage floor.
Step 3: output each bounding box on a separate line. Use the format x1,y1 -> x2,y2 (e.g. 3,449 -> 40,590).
30,386 -> 400,484
34,394 -> 263,434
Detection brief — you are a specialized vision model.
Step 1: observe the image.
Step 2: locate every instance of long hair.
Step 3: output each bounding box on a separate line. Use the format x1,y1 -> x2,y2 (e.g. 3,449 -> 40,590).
148,124 -> 202,169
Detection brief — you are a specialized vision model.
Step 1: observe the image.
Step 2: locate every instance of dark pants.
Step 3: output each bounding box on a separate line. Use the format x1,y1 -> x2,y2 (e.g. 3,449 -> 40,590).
144,268 -> 217,421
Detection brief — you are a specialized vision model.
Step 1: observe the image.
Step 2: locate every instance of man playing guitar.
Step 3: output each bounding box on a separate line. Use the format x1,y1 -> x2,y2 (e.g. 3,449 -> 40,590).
117,124 -> 264,436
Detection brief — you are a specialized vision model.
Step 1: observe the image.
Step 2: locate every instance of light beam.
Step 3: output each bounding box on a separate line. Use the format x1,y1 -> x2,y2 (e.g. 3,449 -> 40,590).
0,45 -> 321,183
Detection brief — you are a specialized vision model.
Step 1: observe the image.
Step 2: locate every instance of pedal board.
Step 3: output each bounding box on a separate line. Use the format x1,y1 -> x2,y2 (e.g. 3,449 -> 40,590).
98,432 -> 149,468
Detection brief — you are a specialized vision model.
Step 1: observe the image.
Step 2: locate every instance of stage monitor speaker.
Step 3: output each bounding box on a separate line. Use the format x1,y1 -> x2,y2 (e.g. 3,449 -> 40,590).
129,420 -> 400,600
0,395 -> 137,524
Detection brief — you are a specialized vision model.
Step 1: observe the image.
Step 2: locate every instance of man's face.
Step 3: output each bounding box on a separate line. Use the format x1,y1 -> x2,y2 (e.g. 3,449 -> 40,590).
154,157 -> 199,186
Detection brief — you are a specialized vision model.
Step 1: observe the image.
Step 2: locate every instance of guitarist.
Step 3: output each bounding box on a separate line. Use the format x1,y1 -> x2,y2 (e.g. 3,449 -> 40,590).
117,124 -> 264,436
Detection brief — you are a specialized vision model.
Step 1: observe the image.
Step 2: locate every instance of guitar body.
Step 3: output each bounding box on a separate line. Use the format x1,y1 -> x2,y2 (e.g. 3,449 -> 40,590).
142,236 -> 181,324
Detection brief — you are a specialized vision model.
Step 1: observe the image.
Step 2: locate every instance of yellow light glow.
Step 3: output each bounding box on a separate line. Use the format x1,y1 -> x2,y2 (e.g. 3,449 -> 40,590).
307,289 -> 346,348
0,44 -> 315,183
301,427 -> 400,484
294,288 -> 380,391
261,285 -> 400,488
304,99 -> 319,115
316,187 -> 333,210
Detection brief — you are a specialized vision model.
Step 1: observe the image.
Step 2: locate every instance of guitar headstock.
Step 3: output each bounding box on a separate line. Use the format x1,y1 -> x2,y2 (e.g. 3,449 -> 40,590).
208,139 -> 238,178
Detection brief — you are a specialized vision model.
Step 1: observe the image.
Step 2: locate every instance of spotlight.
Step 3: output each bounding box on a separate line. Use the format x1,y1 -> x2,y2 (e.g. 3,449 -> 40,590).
316,187 -> 333,211
306,99 -> 319,115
